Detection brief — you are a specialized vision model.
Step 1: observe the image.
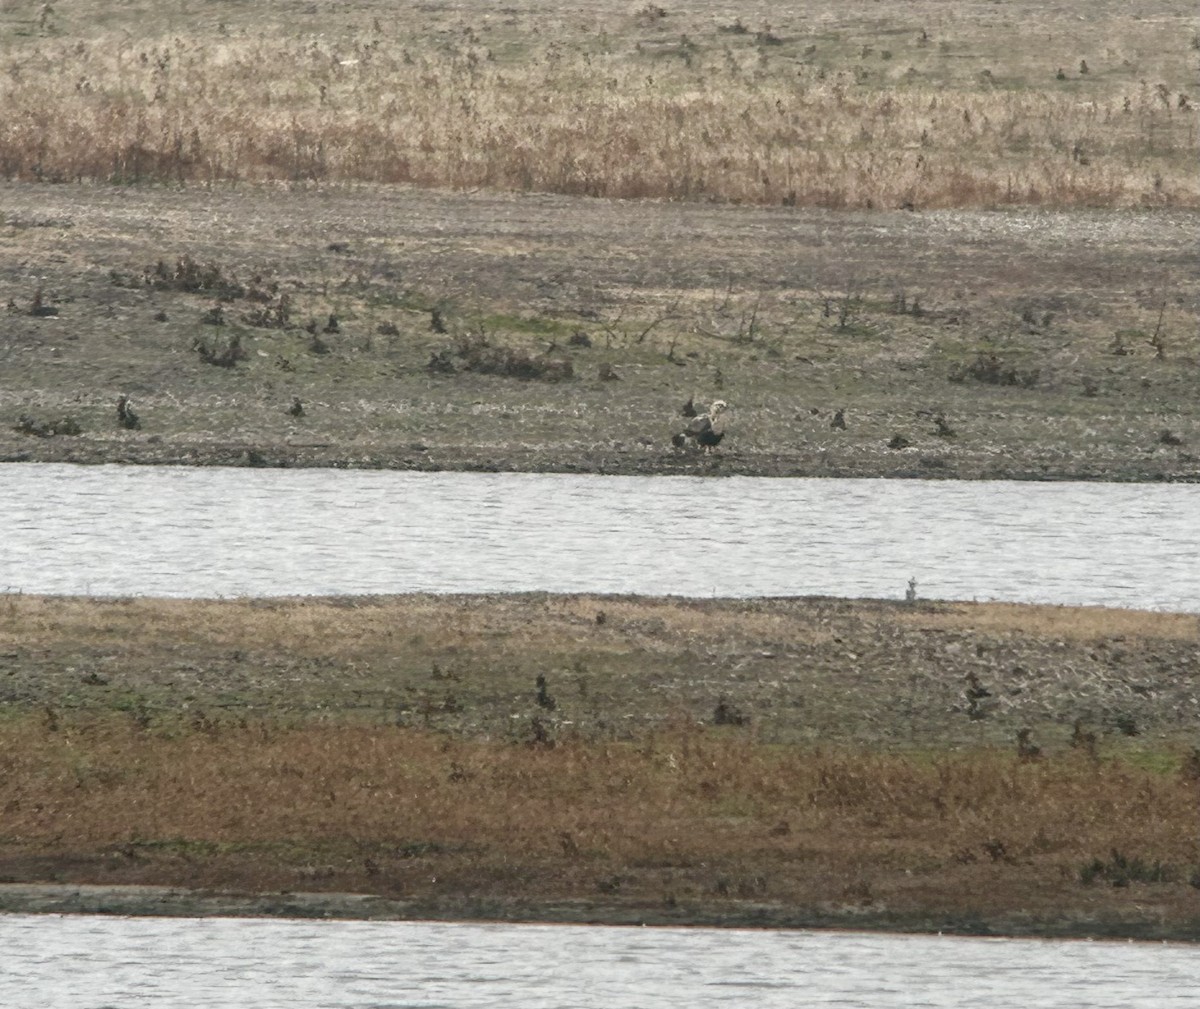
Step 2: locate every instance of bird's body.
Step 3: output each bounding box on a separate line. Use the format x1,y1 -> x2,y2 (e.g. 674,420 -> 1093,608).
116,395 -> 140,430
681,399 -> 727,452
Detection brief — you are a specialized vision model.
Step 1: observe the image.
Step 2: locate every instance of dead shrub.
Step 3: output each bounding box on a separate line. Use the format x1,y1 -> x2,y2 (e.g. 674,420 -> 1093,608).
193,332 -> 248,367
950,352 -> 1039,388
449,333 -> 574,382
14,415 -> 82,437
144,256 -> 246,300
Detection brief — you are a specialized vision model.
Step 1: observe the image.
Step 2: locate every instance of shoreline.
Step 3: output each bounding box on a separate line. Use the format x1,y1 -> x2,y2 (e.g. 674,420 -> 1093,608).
1,885 -> 1195,943
3,443 -> 1197,484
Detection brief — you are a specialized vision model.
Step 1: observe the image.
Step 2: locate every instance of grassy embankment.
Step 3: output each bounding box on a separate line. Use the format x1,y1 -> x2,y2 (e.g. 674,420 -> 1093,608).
1,593 -> 1198,936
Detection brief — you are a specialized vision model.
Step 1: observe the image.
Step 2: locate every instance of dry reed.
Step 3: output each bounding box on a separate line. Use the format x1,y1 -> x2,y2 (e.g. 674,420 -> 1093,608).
0,2 -> 1195,208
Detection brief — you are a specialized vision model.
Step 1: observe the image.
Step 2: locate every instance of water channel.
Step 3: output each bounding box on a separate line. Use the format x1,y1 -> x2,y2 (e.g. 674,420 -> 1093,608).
2,914 -> 1195,1008
3,463 -> 1199,610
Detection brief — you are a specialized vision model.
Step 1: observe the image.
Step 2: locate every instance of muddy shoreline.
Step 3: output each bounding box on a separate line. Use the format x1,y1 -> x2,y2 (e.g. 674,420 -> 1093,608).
3,183 -> 1199,488
1,884 -> 1194,942
4,441 -> 1196,483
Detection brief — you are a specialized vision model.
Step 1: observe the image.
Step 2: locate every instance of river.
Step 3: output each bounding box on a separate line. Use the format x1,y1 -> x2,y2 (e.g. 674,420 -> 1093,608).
2,914 -> 1195,1008
4,463 -> 1199,610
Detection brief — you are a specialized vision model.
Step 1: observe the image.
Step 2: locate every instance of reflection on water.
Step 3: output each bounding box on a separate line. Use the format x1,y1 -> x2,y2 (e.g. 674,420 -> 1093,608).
4,463 -> 1199,610
1,914 -> 1196,1009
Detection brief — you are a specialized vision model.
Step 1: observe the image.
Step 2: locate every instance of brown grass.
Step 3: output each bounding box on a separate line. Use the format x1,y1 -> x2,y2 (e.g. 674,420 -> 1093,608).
3,593 -> 1198,929
1,713 -> 1197,926
0,0 -> 1194,208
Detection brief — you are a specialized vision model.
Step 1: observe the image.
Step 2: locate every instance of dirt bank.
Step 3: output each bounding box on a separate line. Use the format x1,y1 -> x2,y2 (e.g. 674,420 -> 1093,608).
1,884 -> 1195,942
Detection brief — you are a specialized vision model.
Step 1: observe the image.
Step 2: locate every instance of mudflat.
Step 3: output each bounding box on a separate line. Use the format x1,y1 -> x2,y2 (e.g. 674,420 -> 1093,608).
2,183 -> 1197,481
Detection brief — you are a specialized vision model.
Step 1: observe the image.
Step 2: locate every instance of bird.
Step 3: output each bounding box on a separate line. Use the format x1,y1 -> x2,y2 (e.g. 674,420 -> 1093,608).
685,399 -> 727,435
116,395 -> 140,430
681,396 -> 698,418
684,400 -> 728,452
289,397 -> 305,417
671,431 -> 687,450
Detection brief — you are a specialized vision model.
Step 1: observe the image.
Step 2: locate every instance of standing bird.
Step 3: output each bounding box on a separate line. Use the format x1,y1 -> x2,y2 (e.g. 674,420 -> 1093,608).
116,395 -> 140,430
289,397 -> 305,417
681,395 -> 698,418
684,399 -> 728,452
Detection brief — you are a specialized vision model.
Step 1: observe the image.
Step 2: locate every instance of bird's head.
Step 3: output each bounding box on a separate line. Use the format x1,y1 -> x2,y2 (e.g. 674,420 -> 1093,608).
709,400 -> 728,417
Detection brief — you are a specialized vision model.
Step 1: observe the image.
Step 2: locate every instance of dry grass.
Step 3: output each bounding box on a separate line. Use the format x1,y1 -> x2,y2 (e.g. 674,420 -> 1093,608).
0,713 -> 1197,925
3,593 -> 1198,929
0,0 -> 1194,208
891,601 -> 1200,641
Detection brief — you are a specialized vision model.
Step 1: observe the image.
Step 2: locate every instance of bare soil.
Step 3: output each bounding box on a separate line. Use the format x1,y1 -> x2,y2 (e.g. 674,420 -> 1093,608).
2,183 -> 1198,481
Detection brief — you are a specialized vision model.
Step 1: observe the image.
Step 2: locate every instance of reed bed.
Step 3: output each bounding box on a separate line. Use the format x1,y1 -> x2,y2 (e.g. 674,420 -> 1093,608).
0,1 -> 1195,208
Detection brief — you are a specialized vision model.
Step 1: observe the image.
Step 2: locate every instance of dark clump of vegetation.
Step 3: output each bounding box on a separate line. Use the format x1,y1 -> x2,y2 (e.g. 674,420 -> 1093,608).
14,414 -> 81,437
951,353 -> 1040,388
242,295 -> 293,330
143,256 -> 247,301
193,333 -> 248,368
1079,850 -> 1174,887
713,697 -> 749,726
426,349 -> 456,374
1112,713 -> 1139,737
437,333 -> 573,382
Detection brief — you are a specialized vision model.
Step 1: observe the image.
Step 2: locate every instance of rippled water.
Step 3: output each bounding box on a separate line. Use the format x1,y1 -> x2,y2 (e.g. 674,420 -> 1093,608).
5,464 -> 1200,609
2,914 -> 1196,1009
